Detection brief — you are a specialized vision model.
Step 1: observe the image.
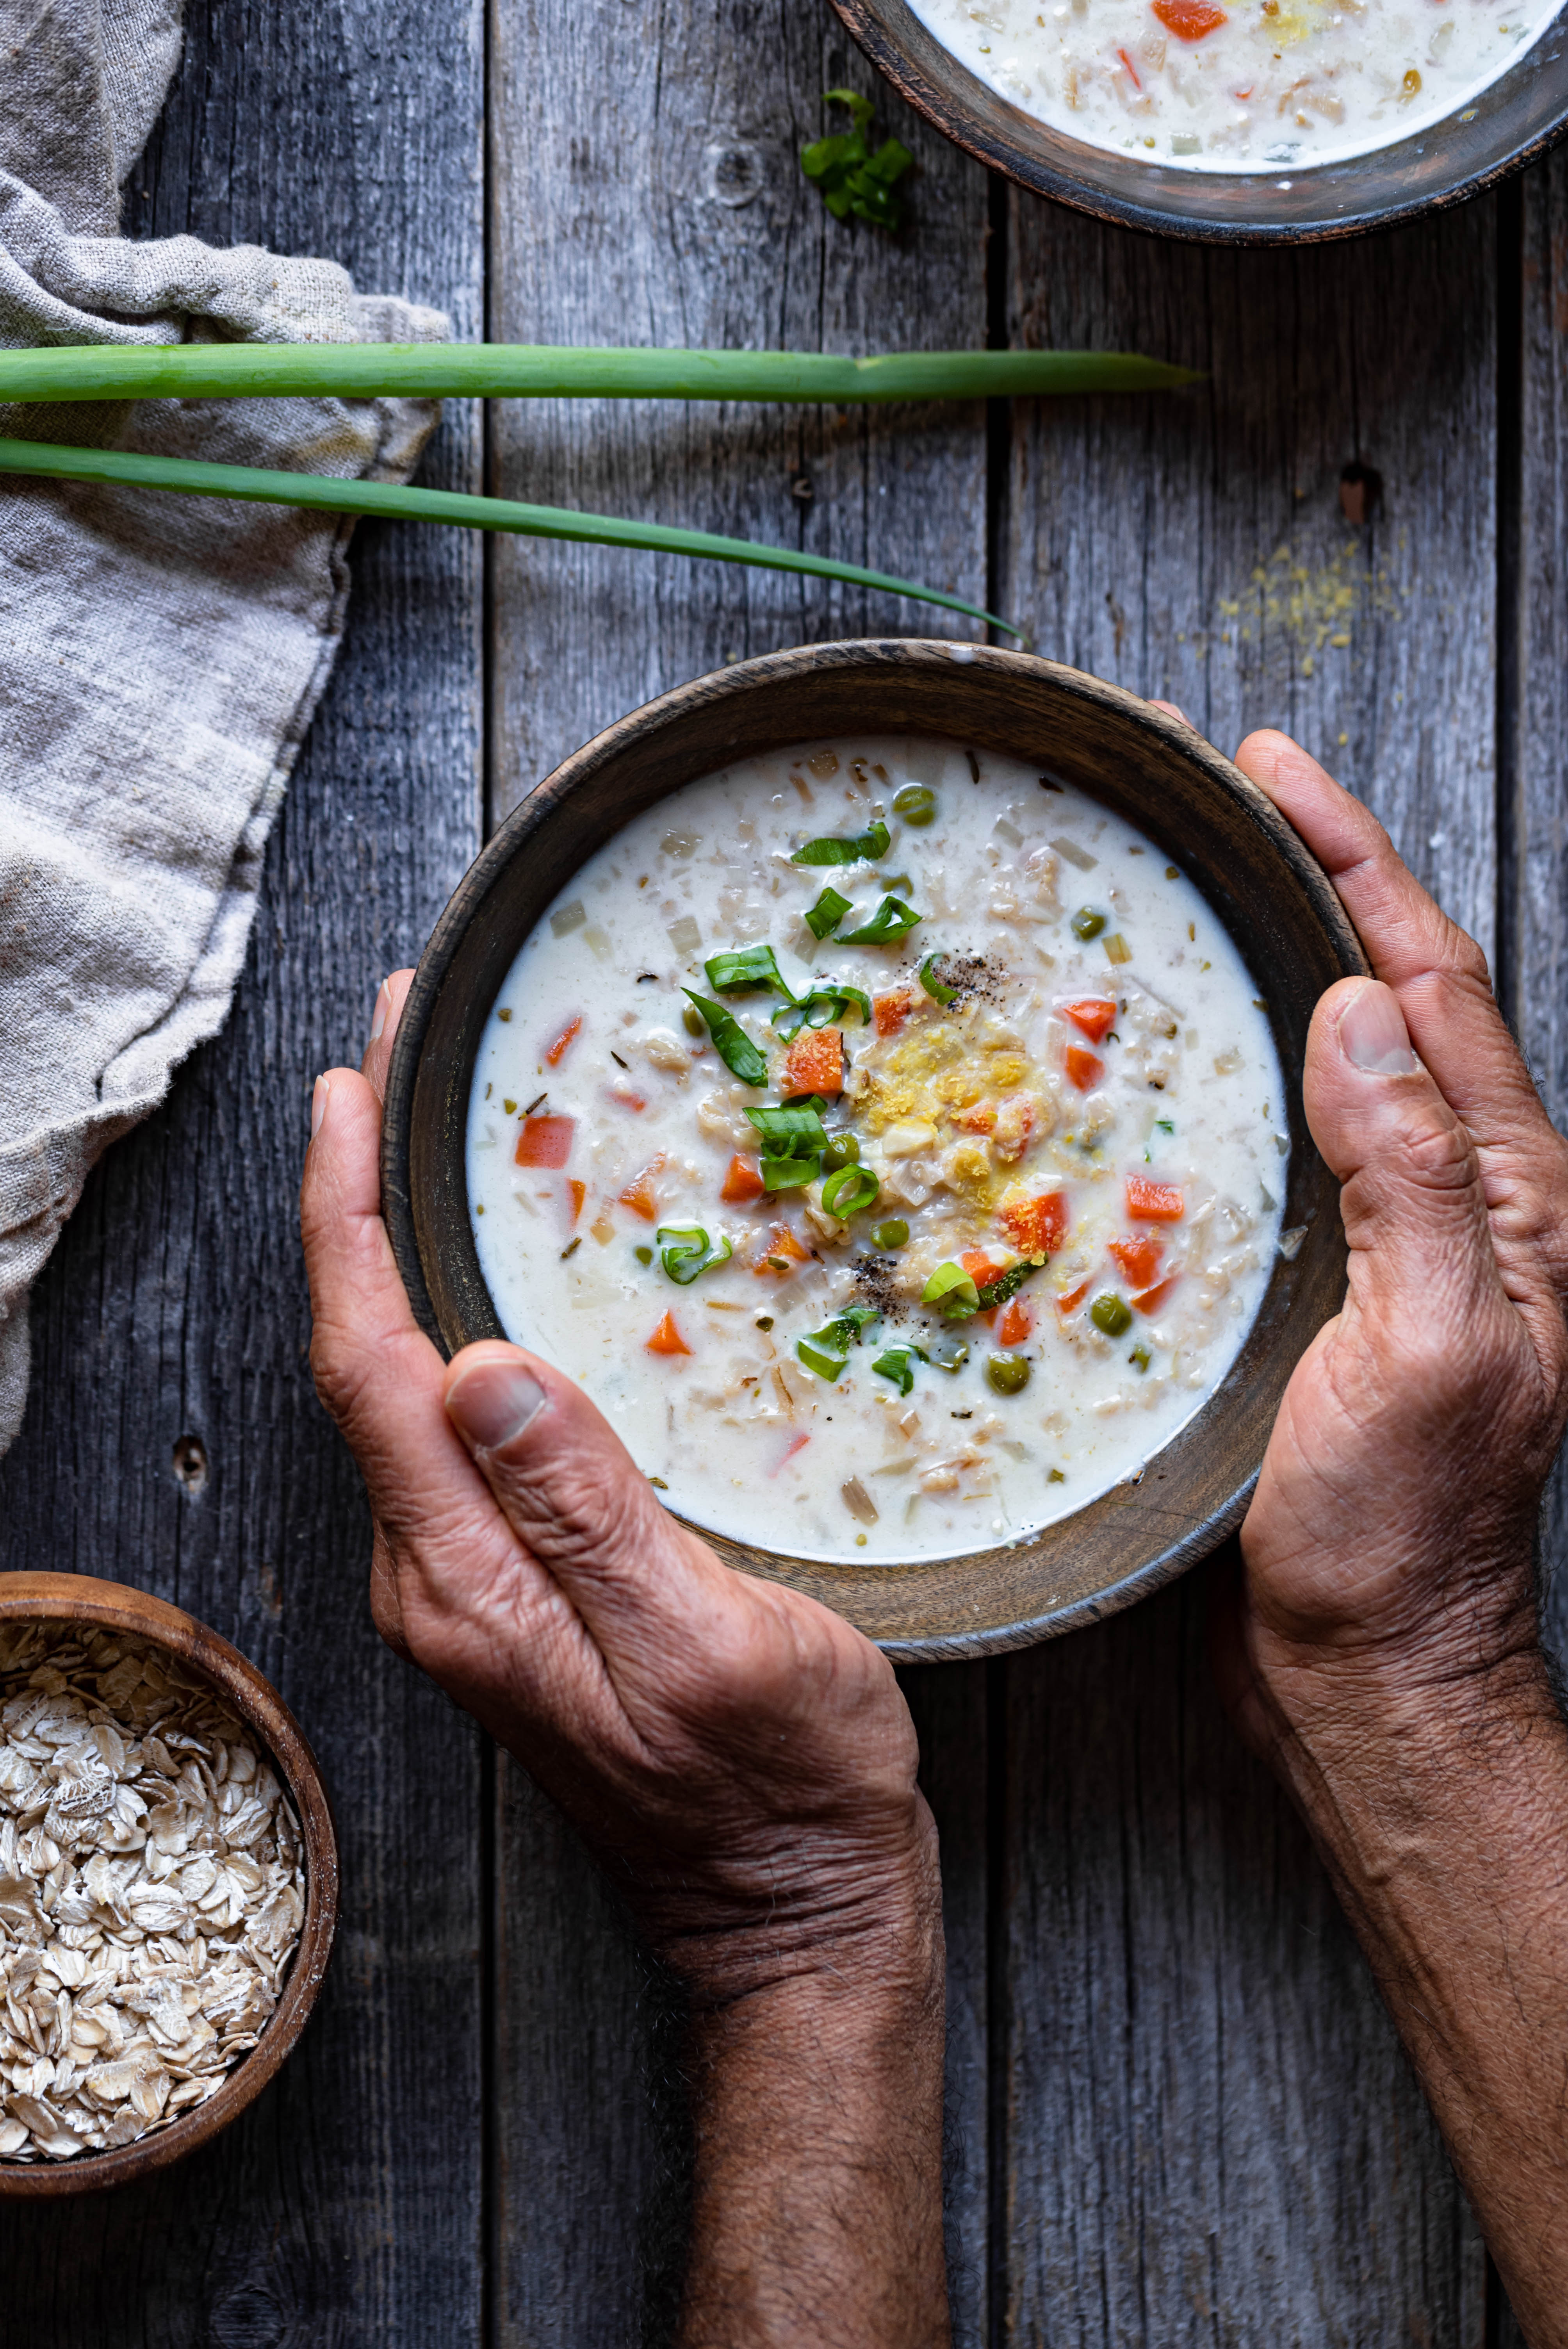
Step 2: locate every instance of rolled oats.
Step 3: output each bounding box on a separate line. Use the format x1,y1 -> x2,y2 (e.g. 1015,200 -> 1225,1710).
0,1620 -> 306,2162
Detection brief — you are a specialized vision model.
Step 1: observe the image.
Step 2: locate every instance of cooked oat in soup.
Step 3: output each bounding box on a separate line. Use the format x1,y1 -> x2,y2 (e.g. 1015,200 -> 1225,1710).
907,0 -> 1557,170
467,738 -> 1291,1567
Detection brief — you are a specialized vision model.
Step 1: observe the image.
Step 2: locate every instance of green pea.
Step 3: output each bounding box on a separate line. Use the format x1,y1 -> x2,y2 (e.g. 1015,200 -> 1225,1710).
873,1219 -> 910,1250
635,1245 -> 654,1266
893,784 -> 937,827
1071,907 -> 1107,941
820,1132 -> 861,1172
682,1004 -> 706,1036
986,1353 -> 1032,1395
1090,1292 -> 1131,1337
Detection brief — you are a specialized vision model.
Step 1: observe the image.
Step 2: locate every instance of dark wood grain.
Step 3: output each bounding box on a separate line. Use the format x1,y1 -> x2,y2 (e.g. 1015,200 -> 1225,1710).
0,0 -> 486,2335
992,191 -> 1507,2338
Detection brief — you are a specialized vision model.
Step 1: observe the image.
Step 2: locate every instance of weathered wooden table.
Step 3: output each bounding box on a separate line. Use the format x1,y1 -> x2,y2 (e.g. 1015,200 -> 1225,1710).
3,2 -> 1564,2340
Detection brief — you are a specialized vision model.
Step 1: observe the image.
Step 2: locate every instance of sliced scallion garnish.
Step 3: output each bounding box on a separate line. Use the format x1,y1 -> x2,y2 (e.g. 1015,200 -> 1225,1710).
746,1105 -> 829,1151
804,885 -> 853,941
762,1155 -> 821,1192
918,951 -> 958,1006
922,1262 -> 982,1319
704,945 -> 797,998
821,1165 -> 880,1218
796,1304 -> 879,1381
655,1225 -> 735,1285
836,895 -> 922,948
791,820 -> 890,868
796,1338 -> 848,1380
682,990 -> 769,1086
872,1342 -> 928,1396
771,979 -> 873,1039
975,1261 -> 1035,1310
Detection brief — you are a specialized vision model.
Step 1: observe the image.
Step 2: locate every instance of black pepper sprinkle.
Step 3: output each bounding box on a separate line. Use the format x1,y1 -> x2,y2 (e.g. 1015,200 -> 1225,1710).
951,1410 -> 973,1420
560,1237 -> 581,1261
610,1050 -> 629,1069
636,972 -> 659,982
524,1091 -> 548,1115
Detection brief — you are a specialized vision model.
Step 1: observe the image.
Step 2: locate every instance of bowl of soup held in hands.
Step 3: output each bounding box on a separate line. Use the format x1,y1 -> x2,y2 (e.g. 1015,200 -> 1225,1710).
383,643 -> 1364,1659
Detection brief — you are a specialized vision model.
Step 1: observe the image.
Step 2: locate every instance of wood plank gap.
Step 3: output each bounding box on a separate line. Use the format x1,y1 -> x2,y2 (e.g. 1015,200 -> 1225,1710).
481,1733 -> 501,2349
984,1652 -> 1009,2349
1494,171 -> 1525,1039
984,175 -> 1012,644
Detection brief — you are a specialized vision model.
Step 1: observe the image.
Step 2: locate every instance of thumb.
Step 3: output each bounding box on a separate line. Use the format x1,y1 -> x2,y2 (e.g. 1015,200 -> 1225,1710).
1305,977 -> 1496,1308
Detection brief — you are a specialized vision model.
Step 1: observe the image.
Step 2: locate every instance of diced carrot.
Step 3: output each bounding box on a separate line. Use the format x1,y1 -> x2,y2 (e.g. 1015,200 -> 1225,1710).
998,1298 -> 1033,1346
544,1014 -> 582,1066
783,1025 -> 844,1099
608,1078 -> 648,1111
721,1154 -> 766,1205
999,1191 -> 1069,1258
1125,1175 -> 1185,1222
1065,1045 -> 1104,1092
1133,1276 -> 1180,1315
568,1178 -> 587,1223
1108,1236 -> 1162,1289
1057,1278 -> 1091,1315
770,1432 -> 812,1477
618,1156 -> 666,1221
753,1223 -> 811,1276
1153,0 -> 1228,36
515,1114 -> 575,1169
646,1310 -> 691,1356
961,1249 -> 1003,1283
954,1102 -> 998,1134
1064,998 -> 1117,1046
873,989 -> 912,1039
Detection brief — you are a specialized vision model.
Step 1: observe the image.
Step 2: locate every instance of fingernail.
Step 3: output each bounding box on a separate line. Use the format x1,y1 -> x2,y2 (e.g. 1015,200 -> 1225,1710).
446,1359 -> 546,1452
1340,982 -> 1419,1075
370,980 -> 391,1043
310,1075 -> 330,1137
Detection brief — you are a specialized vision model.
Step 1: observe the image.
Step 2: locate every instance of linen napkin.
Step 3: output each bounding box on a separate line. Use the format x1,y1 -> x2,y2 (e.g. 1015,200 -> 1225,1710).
0,0 -> 447,1453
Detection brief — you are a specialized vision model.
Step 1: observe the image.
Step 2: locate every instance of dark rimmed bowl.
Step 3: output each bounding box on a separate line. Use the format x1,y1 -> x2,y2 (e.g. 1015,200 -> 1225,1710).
382,642 -> 1365,1661
0,1573 -> 337,2196
830,0 -> 1568,243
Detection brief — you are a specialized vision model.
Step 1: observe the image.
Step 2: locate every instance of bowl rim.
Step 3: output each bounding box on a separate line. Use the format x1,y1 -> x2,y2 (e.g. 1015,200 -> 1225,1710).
828,0 -> 1568,245
381,640 -> 1367,1660
0,1572 -> 338,2197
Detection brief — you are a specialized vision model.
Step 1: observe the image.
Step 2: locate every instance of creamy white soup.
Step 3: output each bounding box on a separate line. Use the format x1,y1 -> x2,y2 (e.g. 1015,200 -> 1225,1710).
465,738 -> 1291,1567
907,0 -> 1557,171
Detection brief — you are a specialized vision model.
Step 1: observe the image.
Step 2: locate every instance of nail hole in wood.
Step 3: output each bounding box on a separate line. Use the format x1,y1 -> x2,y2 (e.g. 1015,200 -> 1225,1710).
1338,462 -> 1383,525
172,1434 -> 208,1495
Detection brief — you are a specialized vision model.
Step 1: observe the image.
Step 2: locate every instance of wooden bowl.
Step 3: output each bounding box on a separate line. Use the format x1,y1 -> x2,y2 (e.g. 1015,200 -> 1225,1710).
829,0 -> 1568,245
382,642 -> 1366,1661
0,1573 -> 338,2196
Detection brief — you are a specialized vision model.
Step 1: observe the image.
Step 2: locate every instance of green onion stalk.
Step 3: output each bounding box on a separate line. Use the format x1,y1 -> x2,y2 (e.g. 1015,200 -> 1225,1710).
0,341 -> 1199,631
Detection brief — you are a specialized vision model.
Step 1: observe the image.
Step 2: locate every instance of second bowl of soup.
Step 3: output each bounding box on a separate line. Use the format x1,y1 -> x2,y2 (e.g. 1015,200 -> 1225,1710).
383,643 -> 1364,1659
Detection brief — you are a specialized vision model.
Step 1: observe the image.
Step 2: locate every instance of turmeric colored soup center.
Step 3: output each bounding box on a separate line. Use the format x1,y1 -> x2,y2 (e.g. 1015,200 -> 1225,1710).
465,737 -> 1287,1566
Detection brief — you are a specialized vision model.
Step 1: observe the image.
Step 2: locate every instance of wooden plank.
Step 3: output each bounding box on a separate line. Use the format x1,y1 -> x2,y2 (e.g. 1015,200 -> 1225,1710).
996,194 -> 1502,2342
485,0 -> 994,827
483,4 -> 994,2336
0,2 -> 487,2340
1513,151 -> 1568,1676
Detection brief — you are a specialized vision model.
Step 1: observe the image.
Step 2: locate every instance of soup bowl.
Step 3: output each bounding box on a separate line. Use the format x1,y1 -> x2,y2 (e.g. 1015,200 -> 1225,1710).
0,1573 -> 337,2195
830,0 -> 1568,242
382,642 -> 1365,1661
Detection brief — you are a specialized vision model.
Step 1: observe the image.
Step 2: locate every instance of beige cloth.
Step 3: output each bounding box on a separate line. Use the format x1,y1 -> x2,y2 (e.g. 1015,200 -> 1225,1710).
0,0 -> 447,1451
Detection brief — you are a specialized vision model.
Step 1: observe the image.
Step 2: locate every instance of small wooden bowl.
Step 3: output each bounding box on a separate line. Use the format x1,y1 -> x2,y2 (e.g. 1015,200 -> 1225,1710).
0,1573 -> 338,2196
382,642 -> 1366,1661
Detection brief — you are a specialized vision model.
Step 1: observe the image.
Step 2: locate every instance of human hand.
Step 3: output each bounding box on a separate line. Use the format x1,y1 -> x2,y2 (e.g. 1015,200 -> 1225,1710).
299,970 -> 939,1996
1210,729 -> 1568,1750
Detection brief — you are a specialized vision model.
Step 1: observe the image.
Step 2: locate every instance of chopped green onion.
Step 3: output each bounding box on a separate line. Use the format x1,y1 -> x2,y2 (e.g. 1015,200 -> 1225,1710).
836,895 -> 923,948
892,784 -> 937,827
634,1245 -> 654,1265
985,1354 -> 1032,1395
1103,932 -> 1132,966
762,1155 -> 822,1191
804,885 -> 853,940
1071,908 -> 1107,941
770,979 -> 873,1040
655,1224 -> 735,1285
791,820 -> 891,867
796,1338 -> 848,1381
930,1341 -> 970,1373
872,1220 -> 909,1249
746,1105 -> 829,1151
797,1303 -> 879,1381
1156,1118 -> 1175,1133
821,1164 -> 880,1217
800,91 -> 914,235
1129,1343 -> 1151,1372
682,990 -> 768,1085
872,1342 -> 928,1396
975,1260 -> 1037,1311
1090,1293 -> 1132,1337
922,1262 -> 982,1318
918,951 -> 958,1006
704,945 -> 796,997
